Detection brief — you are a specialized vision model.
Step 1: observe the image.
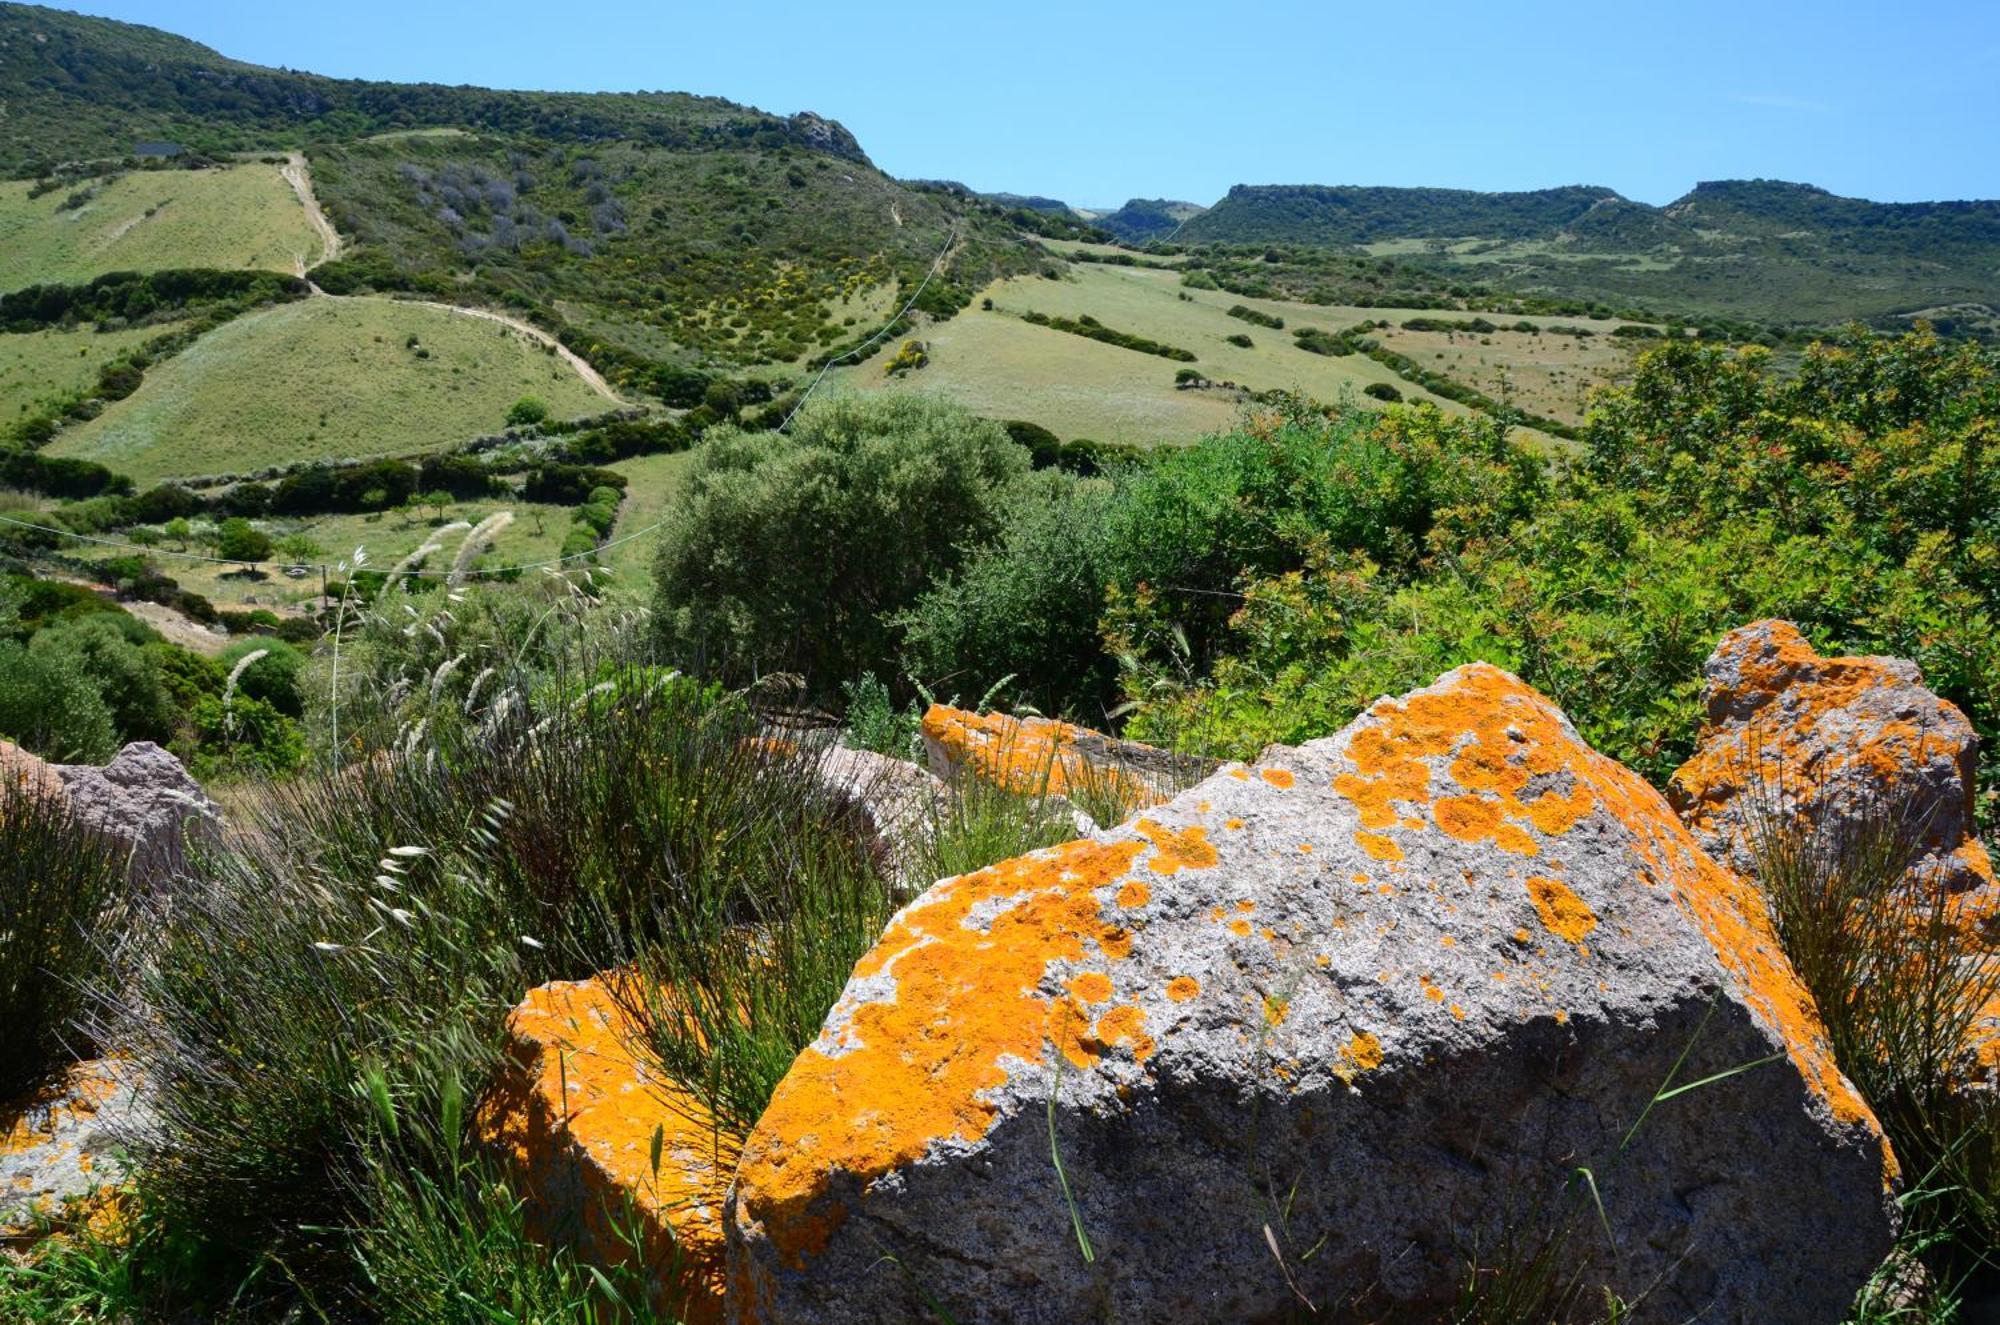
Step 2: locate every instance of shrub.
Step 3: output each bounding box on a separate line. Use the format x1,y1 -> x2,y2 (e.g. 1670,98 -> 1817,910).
220,637 -> 307,718
1225,333 -> 1253,348
0,637 -> 119,762
504,395 -> 551,427
0,780 -> 129,1097
214,517 -> 272,562
28,614 -> 176,745
651,394 -> 1030,694
1364,382 -> 1403,402
1227,304 -> 1283,330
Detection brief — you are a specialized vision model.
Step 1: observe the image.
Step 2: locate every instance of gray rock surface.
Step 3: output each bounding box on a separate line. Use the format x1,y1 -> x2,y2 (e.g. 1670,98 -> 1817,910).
811,744 -> 948,895
55,742 -> 218,888
1669,619 -> 1995,907
728,664 -> 1895,1325
1,1060 -> 149,1236
0,738 -> 64,803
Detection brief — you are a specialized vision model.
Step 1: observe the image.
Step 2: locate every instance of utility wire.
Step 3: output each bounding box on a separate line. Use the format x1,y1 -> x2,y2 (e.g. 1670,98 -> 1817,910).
777,221 -> 958,432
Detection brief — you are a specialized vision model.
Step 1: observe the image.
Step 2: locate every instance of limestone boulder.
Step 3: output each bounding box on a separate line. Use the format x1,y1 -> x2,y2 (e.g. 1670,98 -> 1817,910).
55,742 -> 219,888
920,704 -> 1210,820
728,665 -> 1895,1325
479,978 -> 732,1323
1669,620 -> 1995,916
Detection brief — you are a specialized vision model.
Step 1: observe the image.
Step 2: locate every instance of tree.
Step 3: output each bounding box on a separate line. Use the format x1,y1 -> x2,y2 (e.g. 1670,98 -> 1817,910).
276,534 -> 324,564
651,395 -> 1029,695
215,518 -> 273,562
164,516 -> 191,549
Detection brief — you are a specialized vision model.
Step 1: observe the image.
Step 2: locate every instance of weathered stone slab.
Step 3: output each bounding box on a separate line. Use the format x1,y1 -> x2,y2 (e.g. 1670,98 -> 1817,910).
730,665 -> 1895,1325
920,704 -> 1208,818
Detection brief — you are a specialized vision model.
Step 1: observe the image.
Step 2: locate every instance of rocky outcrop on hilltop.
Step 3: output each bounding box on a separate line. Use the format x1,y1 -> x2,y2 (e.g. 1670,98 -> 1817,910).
727,665 -> 1896,1324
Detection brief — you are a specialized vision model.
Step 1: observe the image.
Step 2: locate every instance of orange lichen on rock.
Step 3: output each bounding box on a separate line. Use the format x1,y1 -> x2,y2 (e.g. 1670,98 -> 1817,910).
477,978 -> 731,1323
1526,876 -> 1599,946
1261,767 -> 1296,788
1068,971 -> 1115,1004
1341,664 -> 1892,1183
1331,665 -> 1597,860
920,704 -> 1167,808
1166,975 -> 1201,1002
1336,1029 -> 1385,1076
732,838 -> 1144,1265
1356,831 -> 1404,861
1135,818 -> 1218,874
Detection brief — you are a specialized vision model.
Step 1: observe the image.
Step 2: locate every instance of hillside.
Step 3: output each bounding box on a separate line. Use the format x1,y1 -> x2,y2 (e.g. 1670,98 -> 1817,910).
1173,179 -> 2000,327
0,2 -> 868,174
1092,197 -> 1206,244
0,162 -> 324,288
1181,183 -> 1617,245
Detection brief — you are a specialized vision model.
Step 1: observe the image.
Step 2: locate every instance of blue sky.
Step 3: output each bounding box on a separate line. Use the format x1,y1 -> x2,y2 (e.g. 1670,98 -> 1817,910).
67,0 -> 2000,207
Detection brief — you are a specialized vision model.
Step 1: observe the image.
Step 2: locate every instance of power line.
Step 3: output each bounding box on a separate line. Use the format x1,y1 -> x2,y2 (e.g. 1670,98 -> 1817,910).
777,221 -> 958,432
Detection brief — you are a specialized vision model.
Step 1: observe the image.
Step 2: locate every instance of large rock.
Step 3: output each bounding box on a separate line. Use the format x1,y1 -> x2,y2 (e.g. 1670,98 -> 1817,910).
1669,620 -> 1996,918
920,705 -> 1208,816
479,978 -> 732,1322
728,664 -> 1895,1325
1670,620 -> 2000,1083
1,1059 -> 147,1238
55,742 -> 219,888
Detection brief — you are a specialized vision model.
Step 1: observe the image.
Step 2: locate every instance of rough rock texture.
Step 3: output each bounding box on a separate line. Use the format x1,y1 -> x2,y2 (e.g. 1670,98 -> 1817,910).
54,742 -> 219,888
479,978 -> 731,1322
1669,620 -> 2000,1083
810,745 -> 946,894
1,1060 -> 147,1237
729,665 -> 1895,1325
921,704 -> 1209,815
0,739 -> 65,804
1669,620 -> 1996,916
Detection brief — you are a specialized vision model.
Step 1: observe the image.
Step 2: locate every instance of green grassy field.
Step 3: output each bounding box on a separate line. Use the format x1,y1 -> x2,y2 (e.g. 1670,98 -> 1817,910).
0,165 -> 324,290
47,297 -> 610,486
595,449 -> 694,598
833,262 -> 1624,445
0,322 -> 180,423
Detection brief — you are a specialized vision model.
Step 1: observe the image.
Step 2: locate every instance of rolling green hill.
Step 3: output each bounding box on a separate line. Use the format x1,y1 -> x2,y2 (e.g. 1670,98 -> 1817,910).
0,162 -> 323,289
1181,184 -> 1617,245
46,296 -> 609,486
1092,198 -> 1206,244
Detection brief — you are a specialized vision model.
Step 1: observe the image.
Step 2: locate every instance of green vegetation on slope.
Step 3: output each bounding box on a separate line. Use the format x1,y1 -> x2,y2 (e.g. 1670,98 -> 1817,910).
1182,183 -> 1618,245
0,164 -> 323,290
0,322 -> 171,423
46,296 -> 608,485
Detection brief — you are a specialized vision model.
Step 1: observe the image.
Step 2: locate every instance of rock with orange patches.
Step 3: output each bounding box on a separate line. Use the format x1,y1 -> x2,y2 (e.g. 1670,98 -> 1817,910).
1,1060 -> 147,1239
478,978 -> 733,1323
1670,620 -> 1997,918
919,704 -> 1209,820
727,665 -> 1893,1324
0,739 -> 64,806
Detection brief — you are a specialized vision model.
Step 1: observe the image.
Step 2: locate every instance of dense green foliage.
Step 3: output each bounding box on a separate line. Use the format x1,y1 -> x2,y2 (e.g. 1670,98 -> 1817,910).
1020,309 -> 1199,361
651,395 -> 1030,693
1090,198 -> 1205,245
1184,183 -> 1616,245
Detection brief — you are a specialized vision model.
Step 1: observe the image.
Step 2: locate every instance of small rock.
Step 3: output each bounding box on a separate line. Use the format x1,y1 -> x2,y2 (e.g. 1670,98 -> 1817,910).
729,665 -> 1895,1324
54,742 -> 219,889
810,745 -> 947,895
479,977 -> 731,1322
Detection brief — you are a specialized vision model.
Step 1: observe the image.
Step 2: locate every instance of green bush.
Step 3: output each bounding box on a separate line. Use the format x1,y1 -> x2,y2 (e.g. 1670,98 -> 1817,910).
0,779 -> 130,1097
219,637 -> 307,719
1364,382 -> 1402,402
651,394 -> 1030,694
504,395 -> 551,427
29,615 -> 176,745
214,517 -> 272,562
0,638 -> 119,762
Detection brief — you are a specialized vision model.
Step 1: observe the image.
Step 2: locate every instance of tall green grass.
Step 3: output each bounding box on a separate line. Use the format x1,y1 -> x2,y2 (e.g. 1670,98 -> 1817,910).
0,779 -> 129,1098
1747,783 -> 2000,1313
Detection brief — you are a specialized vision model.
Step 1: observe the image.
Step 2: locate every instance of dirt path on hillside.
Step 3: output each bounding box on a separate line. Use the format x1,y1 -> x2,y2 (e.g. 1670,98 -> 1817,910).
406,300 -> 625,403
282,153 -> 343,273
47,574 -> 234,655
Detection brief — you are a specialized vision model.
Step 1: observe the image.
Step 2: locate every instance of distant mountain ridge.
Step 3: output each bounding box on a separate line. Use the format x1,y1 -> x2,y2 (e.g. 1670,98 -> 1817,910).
1090,198 -> 1207,244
